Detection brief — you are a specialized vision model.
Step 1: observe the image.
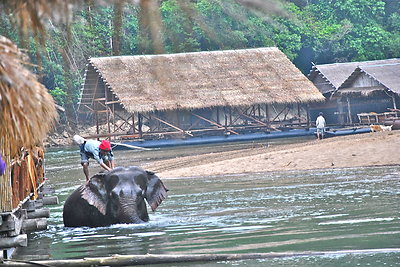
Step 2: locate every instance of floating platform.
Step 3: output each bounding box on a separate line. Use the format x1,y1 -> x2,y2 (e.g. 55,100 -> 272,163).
112,127 -> 372,150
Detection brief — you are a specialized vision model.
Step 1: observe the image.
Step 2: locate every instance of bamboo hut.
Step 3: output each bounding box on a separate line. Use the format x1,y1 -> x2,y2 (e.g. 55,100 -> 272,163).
0,36 -> 57,257
79,47 -> 324,140
0,36 -> 57,211
308,58 -> 400,125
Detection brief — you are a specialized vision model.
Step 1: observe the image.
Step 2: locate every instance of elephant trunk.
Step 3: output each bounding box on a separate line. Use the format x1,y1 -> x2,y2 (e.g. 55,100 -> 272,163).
117,196 -> 146,224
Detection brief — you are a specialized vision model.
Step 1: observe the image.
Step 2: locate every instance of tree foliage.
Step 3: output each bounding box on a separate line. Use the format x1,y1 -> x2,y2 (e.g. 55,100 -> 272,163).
0,0 -> 398,121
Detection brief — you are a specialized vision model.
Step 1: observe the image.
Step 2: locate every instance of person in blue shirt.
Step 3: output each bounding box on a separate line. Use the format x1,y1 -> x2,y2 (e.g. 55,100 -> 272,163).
73,135 -> 115,181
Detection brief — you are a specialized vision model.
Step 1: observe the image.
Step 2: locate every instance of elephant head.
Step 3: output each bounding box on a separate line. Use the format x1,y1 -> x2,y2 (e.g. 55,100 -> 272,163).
63,166 -> 168,227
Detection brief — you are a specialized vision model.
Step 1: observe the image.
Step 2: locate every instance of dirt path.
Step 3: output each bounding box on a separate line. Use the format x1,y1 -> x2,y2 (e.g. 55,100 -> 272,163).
143,131 -> 400,178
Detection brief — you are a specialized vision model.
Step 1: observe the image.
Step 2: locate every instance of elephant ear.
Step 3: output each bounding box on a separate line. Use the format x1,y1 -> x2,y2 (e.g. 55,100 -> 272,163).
145,171 -> 168,211
80,173 -> 108,215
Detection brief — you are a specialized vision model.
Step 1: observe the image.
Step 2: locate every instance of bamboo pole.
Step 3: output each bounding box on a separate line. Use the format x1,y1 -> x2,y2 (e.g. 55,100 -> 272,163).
3,249 -> 400,266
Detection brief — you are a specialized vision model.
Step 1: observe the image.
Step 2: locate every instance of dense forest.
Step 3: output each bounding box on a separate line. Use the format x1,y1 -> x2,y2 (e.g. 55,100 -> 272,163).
1,0 -> 399,125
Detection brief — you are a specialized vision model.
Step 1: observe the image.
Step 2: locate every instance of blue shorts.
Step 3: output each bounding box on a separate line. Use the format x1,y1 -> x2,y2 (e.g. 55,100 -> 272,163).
317,128 -> 325,134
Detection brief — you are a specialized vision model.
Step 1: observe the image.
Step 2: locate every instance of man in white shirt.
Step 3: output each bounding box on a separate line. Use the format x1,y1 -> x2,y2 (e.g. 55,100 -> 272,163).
316,112 -> 326,140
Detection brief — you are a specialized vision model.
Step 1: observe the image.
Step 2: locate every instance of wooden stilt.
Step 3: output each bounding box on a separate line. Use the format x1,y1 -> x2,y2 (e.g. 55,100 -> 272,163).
138,113 -> 143,138
21,218 -> 47,232
132,114 -> 136,134
392,94 -> 397,110
0,234 -> 27,249
26,208 -> 50,219
297,103 -> 301,122
42,196 -> 59,205
347,97 -> 353,124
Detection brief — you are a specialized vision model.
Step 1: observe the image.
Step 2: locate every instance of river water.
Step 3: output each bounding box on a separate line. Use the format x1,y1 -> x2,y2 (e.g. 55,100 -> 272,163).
13,138 -> 400,266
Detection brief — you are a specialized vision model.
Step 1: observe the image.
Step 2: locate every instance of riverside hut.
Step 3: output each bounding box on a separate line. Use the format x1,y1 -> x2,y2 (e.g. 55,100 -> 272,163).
308,58 -> 400,125
0,36 -> 57,257
334,63 -> 400,124
79,47 -> 324,141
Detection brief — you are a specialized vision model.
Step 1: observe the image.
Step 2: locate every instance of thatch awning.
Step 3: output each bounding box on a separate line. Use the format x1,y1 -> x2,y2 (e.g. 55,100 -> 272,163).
336,86 -> 386,96
81,47 -> 324,114
0,36 -> 57,157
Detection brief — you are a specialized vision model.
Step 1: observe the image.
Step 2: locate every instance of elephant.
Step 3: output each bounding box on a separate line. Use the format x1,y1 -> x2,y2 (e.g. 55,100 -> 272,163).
63,166 -> 168,227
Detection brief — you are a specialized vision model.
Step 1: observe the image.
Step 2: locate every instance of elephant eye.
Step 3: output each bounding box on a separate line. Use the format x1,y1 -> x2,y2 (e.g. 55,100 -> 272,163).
110,190 -> 120,198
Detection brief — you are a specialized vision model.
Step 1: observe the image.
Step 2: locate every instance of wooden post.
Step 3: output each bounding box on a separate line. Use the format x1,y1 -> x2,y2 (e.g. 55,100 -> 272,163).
347,97 -> 353,124
95,112 -> 99,136
223,107 -> 228,129
265,104 -> 269,122
297,103 -> 301,123
138,113 -> 143,138
229,107 -> 232,125
392,94 -> 397,110
306,104 -> 310,127
338,99 -> 345,125
132,114 -> 136,134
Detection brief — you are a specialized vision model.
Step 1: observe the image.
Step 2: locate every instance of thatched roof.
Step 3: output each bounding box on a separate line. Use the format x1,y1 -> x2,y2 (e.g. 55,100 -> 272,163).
0,36 -> 57,157
81,47 -> 324,113
309,58 -> 400,94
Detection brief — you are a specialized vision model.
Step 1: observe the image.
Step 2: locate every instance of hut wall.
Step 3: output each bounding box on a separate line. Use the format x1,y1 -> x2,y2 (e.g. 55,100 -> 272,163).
0,156 -> 12,212
310,98 -> 342,125
352,73 -> 380,88
0,148 -> 45,212
311,95 -> 395,125
344,96 -> 393,123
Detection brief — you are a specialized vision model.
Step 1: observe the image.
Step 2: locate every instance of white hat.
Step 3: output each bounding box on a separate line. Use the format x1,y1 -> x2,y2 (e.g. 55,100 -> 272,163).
73,135 -> 85,145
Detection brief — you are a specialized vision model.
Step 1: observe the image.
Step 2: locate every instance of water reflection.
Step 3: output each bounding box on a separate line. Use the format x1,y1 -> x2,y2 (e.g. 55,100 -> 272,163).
13,140 -> 400,265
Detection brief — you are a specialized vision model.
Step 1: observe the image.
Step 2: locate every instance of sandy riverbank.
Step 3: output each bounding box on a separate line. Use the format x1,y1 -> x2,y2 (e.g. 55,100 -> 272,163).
143,130 -> 400,178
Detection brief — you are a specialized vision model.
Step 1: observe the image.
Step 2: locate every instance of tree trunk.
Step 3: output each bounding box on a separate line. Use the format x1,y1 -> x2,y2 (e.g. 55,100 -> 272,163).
112,0 -> 124,56
138,0 -> 164,54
